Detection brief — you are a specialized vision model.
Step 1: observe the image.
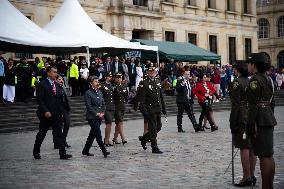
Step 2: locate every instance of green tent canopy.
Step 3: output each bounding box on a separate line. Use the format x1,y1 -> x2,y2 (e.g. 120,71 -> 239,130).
131,39 -> 221,62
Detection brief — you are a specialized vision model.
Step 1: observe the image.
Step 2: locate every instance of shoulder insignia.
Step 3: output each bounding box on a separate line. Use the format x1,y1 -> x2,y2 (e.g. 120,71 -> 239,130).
250,80 -> 258,90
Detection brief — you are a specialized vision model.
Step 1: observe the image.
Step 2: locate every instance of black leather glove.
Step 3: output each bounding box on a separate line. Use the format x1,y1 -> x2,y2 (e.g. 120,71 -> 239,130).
162,109 -> 167,115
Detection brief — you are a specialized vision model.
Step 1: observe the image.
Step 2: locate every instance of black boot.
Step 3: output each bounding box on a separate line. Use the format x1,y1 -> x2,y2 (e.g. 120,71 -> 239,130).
152,147 -> 163,154
138,136 -> 147,150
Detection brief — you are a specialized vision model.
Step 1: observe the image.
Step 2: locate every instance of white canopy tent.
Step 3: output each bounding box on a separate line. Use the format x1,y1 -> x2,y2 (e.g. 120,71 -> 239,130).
44,0 -> 158,65
0,0 -> 86,53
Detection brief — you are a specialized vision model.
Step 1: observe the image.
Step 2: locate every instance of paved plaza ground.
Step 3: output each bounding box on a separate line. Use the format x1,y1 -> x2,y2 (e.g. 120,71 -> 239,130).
0,107 -> 283,189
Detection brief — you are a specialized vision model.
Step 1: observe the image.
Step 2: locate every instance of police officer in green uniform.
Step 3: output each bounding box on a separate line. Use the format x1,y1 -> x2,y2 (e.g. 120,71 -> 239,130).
137,63 -> 166,154
112,72 -> 128,145
16,57 -> 32,102
230,60 -> 257,187
101,71 -> 115,147
247,53 -> 277,189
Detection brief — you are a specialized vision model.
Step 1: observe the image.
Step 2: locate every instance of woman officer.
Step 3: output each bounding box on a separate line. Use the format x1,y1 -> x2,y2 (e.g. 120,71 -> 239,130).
230,60 -> 256,187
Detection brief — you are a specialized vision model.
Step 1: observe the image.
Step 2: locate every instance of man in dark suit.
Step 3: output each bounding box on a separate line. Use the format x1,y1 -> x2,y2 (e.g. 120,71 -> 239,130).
33,66 -> 72,160
128,57 -> 137,89
176,70 -> 199,132
112,56 -> 123,74
104,57 -> 112,73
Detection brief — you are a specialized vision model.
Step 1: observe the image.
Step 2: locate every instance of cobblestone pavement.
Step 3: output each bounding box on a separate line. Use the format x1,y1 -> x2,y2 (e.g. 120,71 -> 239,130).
0,107 -> 283,189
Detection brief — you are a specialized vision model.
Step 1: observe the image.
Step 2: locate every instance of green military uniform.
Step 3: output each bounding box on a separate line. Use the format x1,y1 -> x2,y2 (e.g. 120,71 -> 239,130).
137,64 -> 166,152
113,73 -> 128,124
230,75 -> 249,149
101,73 -> 115,124
246,73 -> 277,157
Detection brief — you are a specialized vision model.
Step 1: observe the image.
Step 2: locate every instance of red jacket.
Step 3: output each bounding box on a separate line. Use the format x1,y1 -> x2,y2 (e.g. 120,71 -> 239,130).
193,81 -> 216,104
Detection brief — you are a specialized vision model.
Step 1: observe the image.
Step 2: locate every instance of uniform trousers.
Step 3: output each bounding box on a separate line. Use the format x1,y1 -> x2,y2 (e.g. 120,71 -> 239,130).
177,101 -> 198,129
83,118 -> 107,153
141,112 -> 162,148
33,114 -> 66,156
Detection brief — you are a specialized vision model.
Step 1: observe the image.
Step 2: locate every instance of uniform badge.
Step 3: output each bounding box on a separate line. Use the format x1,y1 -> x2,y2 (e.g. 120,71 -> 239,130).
250,81 -> 258,90
104,86 -> 109,90
233,81 -> 238,89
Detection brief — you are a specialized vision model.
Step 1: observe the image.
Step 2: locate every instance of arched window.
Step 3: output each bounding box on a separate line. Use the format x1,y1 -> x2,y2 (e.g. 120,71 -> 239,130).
278,50 -> 284,69
258,18 -> 270,39
278,16 -> 284,37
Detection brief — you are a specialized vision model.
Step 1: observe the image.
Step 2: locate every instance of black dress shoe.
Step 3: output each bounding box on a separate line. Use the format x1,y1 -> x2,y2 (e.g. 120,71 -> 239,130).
138,136 -> 147,150
65,143 -> 71,148
178,128 -> 185,133
211,126 -> 218,132
82,151 -> 94,156
103,151 -> 110,158
33,154 -> 41,159
60,154 -> 72,160
105,143 -> 114,147
152,147 -> 163,154
122,140 -> 127,145
112,139 -> 120,144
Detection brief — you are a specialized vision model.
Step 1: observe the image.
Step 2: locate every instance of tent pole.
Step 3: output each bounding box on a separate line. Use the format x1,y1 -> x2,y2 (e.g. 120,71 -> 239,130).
86,46 -> 90,67
156,51 -> 160,70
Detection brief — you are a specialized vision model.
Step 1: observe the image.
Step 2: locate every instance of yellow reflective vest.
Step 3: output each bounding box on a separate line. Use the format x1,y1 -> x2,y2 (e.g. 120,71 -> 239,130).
67,63 -> 79,80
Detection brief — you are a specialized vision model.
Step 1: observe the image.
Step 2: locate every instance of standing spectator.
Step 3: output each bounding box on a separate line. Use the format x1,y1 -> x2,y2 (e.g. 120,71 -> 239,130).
104,57 -> 112,73
159,62 -> 167,81
79,62 -> 89,95
68,60 -> 79,96
112,56 -> 123,74
88,62 -> 96,77
128,57 -> 136,89
0,52 -> 5,102
177,62 -> 185,78
15,57 -> 32,102
135,61 -> 143,90
121,58 -> 129,85
220,66 -> 228,100
276,70 -> 284,90
211,67 -> 221,102
226,65 -> 233,95
57,57 -> 67,77
166,59 -> 177,84
3,58 -> 15,103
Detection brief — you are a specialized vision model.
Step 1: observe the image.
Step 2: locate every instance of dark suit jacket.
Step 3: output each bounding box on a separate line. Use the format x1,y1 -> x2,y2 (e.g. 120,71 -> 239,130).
128,63 -> 137,85
36,79 -> 65,118
111,61 -> 124,74
175,79 -> 194,104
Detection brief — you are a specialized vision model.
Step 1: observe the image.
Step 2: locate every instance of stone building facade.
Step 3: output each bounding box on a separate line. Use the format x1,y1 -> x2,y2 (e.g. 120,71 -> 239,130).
256,0 -> 284,69
8,0 -> 258,65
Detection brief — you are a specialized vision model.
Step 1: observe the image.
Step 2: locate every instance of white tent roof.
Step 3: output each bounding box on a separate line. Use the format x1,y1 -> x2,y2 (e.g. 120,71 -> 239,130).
0,0 -> 85,48
44,0 -> 158,52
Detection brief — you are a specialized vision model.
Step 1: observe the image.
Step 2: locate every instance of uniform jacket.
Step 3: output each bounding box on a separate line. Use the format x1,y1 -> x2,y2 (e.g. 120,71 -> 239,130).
84,88 -> 106,120
229,76 -> 249,133
137,76 -> 166,114
247,73 -> 277,128
175,78 -> 194,104
36,78 -> 65,118
113,83 -> 128,111
192,81 -> 216,104
101,81 -> 115,111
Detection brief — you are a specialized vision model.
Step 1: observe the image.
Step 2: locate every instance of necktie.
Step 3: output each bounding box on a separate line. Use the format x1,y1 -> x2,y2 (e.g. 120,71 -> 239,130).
52,81 -> 56,95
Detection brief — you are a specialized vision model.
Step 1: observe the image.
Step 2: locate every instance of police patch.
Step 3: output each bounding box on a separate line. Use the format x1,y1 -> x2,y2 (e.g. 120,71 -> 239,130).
250,81 -> 258,90
233,81 -> 238,89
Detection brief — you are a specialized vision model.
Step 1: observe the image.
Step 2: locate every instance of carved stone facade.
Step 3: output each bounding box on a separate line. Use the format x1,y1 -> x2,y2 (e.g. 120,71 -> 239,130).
257,0 -> 284,68
8,0 -> 258,65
